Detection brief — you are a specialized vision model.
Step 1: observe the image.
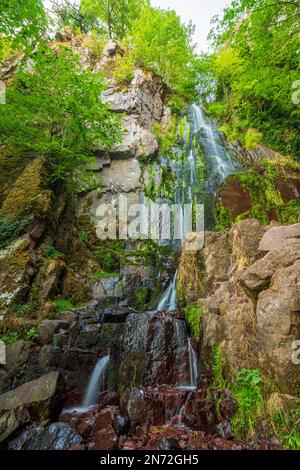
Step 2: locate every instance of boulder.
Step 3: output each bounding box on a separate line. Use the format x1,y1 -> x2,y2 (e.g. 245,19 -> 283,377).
12,422 -> 82,450
38,319 -> 71,345
230,218 -> 265,270
0,372 -> 64,442
89,407 -> 119,450
240,237 -> 300,293
259,223 -> 300,251
256,260 -> 300,393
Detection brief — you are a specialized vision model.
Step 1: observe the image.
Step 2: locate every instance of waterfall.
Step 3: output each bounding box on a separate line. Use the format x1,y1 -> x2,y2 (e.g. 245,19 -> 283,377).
82,355 -> 110,408
188,338 -> 198,388
155,104 -> 237,397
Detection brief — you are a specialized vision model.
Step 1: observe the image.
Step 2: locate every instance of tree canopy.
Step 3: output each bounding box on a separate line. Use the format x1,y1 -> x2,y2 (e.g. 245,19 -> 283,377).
205,0 -> 300,159
0,45 -> 122,183
0,0 -> 46,60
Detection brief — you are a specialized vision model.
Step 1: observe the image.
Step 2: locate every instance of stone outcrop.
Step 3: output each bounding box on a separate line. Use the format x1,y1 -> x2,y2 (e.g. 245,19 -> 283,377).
178,219 -> 300,395
0,371 -> 64,442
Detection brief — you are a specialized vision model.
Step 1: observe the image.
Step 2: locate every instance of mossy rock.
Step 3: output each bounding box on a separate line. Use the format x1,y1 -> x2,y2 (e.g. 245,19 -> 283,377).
0,237 -> 33,309
133,287 -> 151,310
62,269 -> 92,305
0,156 -> 52,222
0,148 -> 33,207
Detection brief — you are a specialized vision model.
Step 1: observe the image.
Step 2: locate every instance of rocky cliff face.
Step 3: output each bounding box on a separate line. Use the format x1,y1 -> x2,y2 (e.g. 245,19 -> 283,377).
178,219 -> 300,396
0,37 -> 173,328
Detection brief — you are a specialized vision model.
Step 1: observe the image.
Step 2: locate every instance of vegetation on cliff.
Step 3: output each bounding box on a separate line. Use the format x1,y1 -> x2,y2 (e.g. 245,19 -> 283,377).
198,0 -> 300,161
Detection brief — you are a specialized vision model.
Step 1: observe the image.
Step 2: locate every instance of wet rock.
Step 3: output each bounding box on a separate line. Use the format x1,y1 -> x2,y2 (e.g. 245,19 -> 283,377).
76,324 -> 101,349
219,175 -> 252,218
0,372 -> 64,442
113,413 -> 130,436
118,312 -> 191,392
38,319 -> 70,345
0,369 -> 10,394
0,408 -> 30,443
215,421 -> 233,440
8,425 -> 43,450
217,389 -> 237,420
25,422 -> 82,450
155,437 -> 180,450
99,390 -> 120,409
259,222 -> 300,251
89,407 -> 119,450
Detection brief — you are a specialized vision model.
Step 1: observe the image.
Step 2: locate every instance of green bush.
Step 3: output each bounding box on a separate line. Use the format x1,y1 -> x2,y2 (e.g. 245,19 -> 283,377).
44,245 -> 63,260
184,305 -> 203,339
231,368 -> 264,439
26,327 -> 39,341
52,299 -> 73,315
0,331 -> 20,344
112,52 -> 135,84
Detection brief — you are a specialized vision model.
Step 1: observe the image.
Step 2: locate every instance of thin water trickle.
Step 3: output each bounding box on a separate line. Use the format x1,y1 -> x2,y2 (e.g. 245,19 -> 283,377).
83,355 -> 110,408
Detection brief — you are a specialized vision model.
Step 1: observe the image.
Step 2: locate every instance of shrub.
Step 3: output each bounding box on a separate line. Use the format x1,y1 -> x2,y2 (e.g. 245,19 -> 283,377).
0,331 -> 20,344
44,245 -> 63,260
231,369 -> 264,439
82,31 -> 105,59
112,52 -> 135,84
184,305 -> 203,339
52,299 -> 74,315
26,327 -> 39,341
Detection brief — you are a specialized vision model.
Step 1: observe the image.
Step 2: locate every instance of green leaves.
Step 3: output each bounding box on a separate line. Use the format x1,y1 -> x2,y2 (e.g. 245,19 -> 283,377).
0,0 -> 46,57
0,44 -> 122,184
80,0 -> 149,40
127,6 -> 197,101
208,0 -> 300,160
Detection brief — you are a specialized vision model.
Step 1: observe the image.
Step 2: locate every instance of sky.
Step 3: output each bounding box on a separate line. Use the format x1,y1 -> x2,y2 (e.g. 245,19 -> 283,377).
44,0 -> 231,52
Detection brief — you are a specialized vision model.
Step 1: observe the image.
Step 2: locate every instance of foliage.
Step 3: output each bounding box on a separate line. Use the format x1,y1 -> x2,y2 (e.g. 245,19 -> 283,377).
52,298 -> 74,314
133,287 -> 149,309
0,216 -> 29,249
80,0 -> 149,40
50,0 -> 95,33
13,302 -> 39,317
212,345 -> 226,391
82,30 -> 106,59
207,0 -> 300,160
231,368 -> 264,438
44,245 -> 63,260
0,0 -> 46,60
0,44 -> 122,185
272,399 -> 300,450
112,52 -> 135,84
0,331 -> 20,344
184,305 -> 203,339
127,7 -> 198,102
26,327 -> 39,341
215,203 -> 232,232
78,231 -> 89,243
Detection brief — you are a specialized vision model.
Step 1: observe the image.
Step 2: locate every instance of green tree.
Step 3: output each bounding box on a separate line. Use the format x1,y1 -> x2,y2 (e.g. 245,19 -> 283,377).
127,7 -> 197,101
0,44 -> 122,184
207,0 -> 300,160
50,0 -> 95,34
80,0 -> 149,40
0,0 -> 46,60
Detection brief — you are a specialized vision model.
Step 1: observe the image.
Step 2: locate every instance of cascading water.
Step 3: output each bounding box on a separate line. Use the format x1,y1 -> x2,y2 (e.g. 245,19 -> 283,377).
82,355 -> 110,408
156,104 -> 238,393
70,105 -> 237,423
